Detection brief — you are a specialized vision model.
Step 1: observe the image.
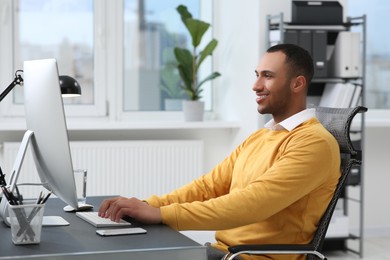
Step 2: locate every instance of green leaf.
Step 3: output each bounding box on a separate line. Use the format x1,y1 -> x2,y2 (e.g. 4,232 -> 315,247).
160,66 -> 182,98
177,5 -> 209,47
177,64 -> 193,90
176,5 -> 192,24
174,47 -> 192,68
197,72 -> 221,89
174,47 -> 193,88
197,39 -> 218,68
185,19 -> 210,48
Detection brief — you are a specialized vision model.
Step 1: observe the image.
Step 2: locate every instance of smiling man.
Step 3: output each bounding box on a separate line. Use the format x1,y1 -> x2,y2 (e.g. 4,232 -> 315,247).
99,44 -> 341,260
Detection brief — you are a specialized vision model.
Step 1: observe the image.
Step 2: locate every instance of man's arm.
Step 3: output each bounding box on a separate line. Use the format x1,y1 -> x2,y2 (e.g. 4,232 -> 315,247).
158,127 -> 340,230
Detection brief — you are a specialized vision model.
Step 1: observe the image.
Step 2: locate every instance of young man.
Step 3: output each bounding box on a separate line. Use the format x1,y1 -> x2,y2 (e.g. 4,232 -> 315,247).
98,44 -> 340,260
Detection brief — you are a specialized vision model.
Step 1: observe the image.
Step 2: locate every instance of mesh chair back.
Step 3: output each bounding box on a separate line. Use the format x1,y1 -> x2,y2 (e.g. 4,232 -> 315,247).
308,106 -> 367,258
225,106 -> 368,260
315,106 -> 366,158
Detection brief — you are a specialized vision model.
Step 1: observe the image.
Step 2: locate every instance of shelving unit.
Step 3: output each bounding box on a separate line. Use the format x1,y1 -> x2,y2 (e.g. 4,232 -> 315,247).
266,13 -> 366,257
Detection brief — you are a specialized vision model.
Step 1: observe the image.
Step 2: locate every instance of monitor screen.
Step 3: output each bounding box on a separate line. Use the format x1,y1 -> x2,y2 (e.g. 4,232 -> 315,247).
22,58 -> 79,210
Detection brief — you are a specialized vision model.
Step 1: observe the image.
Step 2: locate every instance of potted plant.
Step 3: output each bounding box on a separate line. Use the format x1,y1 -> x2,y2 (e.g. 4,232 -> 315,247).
160,48 -> 184,110
174,5 -> 221,121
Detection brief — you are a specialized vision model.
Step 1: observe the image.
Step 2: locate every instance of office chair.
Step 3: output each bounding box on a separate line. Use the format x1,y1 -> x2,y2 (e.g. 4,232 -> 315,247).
222,106 -> 368,260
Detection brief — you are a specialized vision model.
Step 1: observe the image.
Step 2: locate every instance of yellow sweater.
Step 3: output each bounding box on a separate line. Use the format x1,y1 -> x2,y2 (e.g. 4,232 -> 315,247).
146,117 -> 340,260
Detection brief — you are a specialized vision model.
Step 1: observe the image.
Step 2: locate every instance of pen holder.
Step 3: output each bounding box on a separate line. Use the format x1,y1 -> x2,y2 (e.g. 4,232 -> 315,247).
8,202 -> 45,245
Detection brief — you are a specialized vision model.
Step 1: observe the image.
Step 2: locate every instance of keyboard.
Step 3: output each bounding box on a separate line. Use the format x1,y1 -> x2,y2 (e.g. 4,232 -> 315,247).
76,212 -> 132,228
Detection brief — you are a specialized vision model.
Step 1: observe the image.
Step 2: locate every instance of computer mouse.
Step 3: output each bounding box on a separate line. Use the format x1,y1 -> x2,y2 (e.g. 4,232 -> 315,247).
63,203 -> 94,212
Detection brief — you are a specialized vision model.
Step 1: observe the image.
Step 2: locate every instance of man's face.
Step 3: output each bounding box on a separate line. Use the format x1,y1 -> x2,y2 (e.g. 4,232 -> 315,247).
253,51 -> 296,122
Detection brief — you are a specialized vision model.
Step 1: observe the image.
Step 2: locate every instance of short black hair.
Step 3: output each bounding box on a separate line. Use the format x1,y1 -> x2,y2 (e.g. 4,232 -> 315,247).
267,43 -> 314,86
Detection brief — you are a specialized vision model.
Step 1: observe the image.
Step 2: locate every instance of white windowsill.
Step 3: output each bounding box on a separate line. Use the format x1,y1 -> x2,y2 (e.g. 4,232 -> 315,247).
0,117 -> 241,133
0,118 -> 240,142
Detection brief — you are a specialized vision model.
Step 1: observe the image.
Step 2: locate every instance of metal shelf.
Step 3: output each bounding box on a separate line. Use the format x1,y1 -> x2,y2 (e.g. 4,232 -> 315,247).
267,12 -> 366,258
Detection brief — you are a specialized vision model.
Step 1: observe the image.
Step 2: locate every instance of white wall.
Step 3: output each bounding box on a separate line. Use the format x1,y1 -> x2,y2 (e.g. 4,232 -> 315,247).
1,0 -> 388,239
363,126 -> 390,236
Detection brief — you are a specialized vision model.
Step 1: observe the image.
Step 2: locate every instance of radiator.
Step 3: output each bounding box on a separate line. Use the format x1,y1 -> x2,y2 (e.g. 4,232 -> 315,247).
2,140 -> 203,199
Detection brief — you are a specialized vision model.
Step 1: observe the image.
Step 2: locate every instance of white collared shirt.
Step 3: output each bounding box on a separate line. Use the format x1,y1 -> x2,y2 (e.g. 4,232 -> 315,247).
264,108 -> 316,131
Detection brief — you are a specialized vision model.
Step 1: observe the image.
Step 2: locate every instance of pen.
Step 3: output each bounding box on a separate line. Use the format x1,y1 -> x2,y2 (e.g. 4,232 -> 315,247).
36,191 -> 43,205
40,191 -> 52,204
0,166 -> 6,187
1,186 -> 13,205
2,187 -> 18,205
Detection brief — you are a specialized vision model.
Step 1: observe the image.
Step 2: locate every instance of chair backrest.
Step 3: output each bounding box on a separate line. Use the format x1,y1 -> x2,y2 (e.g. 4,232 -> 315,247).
308,106 -> 367,256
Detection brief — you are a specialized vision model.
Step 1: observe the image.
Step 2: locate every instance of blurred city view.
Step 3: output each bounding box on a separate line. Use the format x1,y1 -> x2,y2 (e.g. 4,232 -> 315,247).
13,0 -> 209,111
349,0 -> 390,109
14,1 -> 389,111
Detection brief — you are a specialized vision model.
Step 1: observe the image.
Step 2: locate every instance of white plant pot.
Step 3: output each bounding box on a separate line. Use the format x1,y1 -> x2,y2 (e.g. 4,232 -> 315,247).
183,100 -> 205,121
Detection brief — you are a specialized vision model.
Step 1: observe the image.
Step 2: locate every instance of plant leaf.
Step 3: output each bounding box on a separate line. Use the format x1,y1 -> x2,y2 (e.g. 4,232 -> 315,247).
197,39 -> 218,68
176,5 -> 192,24
161,66 -> 182,98
197,72 -> 221,89
174,47 -> 193,68
174,47 -> 193,89
185,19 -> 210,48
177,65 -> 193,90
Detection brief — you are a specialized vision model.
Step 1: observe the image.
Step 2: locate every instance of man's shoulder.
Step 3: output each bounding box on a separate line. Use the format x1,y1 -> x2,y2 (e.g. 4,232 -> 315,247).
296,118 -> 339,146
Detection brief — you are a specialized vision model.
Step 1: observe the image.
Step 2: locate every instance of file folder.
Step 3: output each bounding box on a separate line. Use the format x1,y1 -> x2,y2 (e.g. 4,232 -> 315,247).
312,31 -> 328,78
329,31 -> 361,78
298,31 -> 312,54
283,30 -> 298,45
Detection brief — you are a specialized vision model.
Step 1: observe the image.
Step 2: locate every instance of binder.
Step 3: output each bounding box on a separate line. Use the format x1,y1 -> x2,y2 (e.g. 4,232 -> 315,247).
350,85 -> 362,107
312,31 -> 328,78
283,31 -> 298,45
298,31 -> 312,54
320,82 -> 356,108
319,83 -> 345,108
351,33 -> 361,77
340,83 -> 357,108
329,32 -> 361,78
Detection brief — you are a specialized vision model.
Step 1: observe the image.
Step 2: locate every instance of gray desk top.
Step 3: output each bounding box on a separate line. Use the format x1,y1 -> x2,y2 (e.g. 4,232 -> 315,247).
0,196 -> 206,260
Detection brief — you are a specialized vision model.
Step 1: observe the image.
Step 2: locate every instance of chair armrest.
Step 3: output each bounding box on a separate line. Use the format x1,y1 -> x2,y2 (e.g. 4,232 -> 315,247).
228,243 -> 315,254
225,244 -> 326,260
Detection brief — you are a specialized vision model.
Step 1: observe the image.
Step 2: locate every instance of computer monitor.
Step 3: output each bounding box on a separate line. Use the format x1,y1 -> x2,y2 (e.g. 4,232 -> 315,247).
23,58 -> 79,209
0,59 -> 80,225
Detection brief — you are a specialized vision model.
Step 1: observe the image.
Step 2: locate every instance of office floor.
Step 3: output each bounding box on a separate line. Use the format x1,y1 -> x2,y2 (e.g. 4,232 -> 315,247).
322,236 -> 390,259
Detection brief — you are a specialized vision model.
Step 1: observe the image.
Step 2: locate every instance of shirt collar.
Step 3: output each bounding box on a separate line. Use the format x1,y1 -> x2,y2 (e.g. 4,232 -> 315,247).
264,108 -> 316,131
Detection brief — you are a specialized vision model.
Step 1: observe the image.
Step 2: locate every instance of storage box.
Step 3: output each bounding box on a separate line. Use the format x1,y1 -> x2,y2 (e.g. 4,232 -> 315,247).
292,1 -> 343,25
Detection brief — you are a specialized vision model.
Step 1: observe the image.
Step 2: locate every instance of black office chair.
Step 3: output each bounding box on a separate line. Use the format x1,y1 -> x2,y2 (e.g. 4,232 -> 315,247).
222,106 -> 368,260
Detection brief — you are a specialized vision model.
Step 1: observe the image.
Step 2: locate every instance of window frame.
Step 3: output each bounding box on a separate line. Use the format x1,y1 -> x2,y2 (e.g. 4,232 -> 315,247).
0,0 -> 215,122
0,0 -> 107,118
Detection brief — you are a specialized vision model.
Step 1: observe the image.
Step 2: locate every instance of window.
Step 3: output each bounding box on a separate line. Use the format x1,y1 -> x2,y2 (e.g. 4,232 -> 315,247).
121,0 -> 212,113
349,0 -> 390,110
0,0 -> 106,117
0,0 -> 212,119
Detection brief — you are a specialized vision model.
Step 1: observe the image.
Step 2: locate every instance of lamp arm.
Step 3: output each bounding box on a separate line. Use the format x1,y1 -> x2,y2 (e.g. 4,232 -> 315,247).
0,70 -> 24,102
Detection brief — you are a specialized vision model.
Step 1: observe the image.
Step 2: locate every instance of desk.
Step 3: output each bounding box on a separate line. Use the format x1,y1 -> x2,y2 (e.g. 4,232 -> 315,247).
0,196 -> 207,260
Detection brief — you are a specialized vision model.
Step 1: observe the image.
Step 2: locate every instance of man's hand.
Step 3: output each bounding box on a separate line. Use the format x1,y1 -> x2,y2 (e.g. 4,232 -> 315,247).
98,197 -> 162,224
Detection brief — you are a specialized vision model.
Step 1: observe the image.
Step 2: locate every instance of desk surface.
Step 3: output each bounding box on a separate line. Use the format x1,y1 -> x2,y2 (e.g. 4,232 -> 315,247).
0,196 -> 206,260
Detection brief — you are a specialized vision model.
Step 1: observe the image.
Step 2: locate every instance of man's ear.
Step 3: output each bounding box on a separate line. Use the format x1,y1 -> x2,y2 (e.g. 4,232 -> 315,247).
291,75 -> 306,93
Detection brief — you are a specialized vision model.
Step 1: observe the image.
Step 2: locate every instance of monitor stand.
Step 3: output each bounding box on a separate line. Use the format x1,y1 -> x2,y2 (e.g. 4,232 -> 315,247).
0,130 -> 69,227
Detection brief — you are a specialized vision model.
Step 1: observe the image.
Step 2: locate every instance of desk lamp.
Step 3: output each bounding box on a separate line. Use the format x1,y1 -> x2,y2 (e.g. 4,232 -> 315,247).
0,70 -> 81,102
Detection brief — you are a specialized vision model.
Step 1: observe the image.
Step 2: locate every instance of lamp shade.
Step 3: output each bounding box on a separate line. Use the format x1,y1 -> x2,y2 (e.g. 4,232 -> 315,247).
59,75 -> 81,97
